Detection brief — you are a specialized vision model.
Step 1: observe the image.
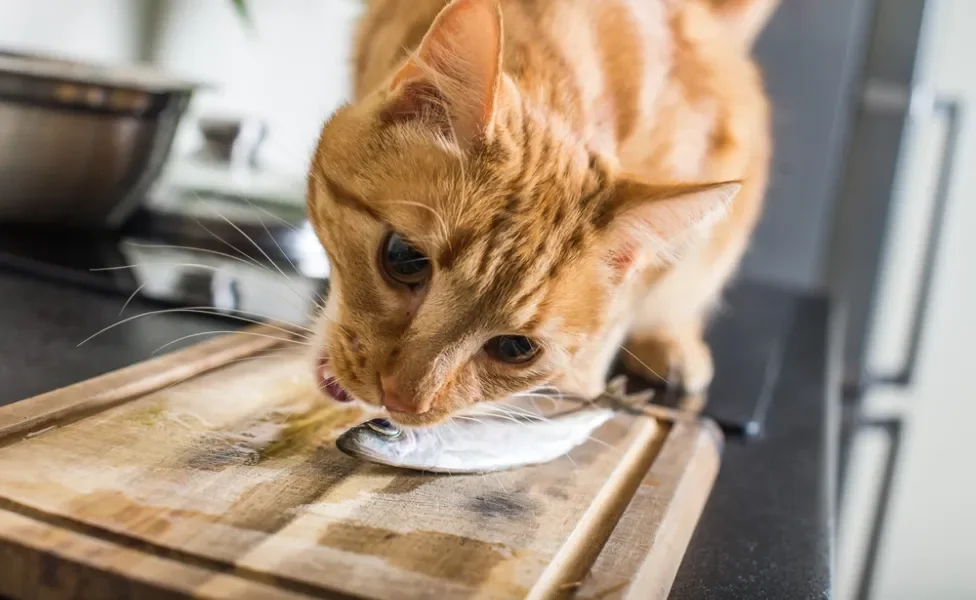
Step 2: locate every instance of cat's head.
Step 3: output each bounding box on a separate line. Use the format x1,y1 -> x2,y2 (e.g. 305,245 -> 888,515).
307,0 -> 738,426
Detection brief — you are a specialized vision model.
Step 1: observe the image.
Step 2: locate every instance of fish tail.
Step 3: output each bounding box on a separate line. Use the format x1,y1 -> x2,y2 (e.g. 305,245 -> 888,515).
597,376 -> 655,412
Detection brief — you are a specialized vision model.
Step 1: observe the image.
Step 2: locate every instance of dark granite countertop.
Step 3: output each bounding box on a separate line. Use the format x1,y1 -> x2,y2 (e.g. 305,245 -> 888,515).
0,268 -> 836,597
0,270 -> 233,406
672,286 -> 837,599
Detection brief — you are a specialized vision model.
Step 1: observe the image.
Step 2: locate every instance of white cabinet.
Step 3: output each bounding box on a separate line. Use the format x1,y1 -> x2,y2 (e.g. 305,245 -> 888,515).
841,1 -> 976,597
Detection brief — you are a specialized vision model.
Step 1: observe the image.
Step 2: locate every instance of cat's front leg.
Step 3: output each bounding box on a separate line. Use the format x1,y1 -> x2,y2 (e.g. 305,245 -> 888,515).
622,319 -> 713,395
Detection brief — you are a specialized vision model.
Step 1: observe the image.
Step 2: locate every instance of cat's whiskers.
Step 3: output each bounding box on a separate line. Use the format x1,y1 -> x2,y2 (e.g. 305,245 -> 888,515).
223,193 -> 327,322
216,185 -> 330,309
521,396 -> 544,414
506,397 -> 555,415
510,391 -> 562,410
151,329 -> 308,356
481,403 -> 551,421
94,262 -> 310,314
620,347 -> 669,383
554,372 -> 642,457
486,399 -> 554,416
511,390 -> 568,402
530,384 -> 573,397
490,410 -> 552,426
184,207 -> 268,272
451,415 -> 491,426
234,193 -> 302,232
182,191 -> 323,313
464,409 -> 527,427
107,290 -> 311,334
579,434 -> 620,452
79,197 -> 333,410
520,386 -> 626,458
138,308 -> 314,338
208,207 -> 319,308
237,196 -> 306,278
77,306 -> 309,347
467,405 -> 552,428
124,242 -> 278,277
118,281 -> 148,316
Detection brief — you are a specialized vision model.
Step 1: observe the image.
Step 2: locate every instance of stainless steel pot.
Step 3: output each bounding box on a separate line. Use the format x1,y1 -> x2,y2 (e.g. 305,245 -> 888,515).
0,51 -> 197,228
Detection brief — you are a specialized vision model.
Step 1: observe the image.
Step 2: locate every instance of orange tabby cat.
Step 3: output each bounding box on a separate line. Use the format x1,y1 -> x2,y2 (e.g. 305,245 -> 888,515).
307,0 -> 776,426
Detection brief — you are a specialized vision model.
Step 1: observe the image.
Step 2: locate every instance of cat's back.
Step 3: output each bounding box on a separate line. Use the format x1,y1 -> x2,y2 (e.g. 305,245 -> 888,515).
352,0 -> 766,149
352,0 -> 671,101
352,0 -> 769,196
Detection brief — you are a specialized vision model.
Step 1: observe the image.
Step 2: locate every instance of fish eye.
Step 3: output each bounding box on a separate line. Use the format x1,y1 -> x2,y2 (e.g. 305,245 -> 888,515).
484,335 -> 540,364
380,231 -> 431,288
366,418 -> 402,438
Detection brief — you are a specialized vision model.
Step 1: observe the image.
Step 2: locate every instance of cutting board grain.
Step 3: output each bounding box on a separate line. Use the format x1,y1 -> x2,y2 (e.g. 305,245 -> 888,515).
0,326 -> 720,600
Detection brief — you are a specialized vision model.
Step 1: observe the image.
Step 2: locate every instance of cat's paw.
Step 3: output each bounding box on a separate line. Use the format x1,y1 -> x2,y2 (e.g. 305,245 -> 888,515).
622,335 -> 713,395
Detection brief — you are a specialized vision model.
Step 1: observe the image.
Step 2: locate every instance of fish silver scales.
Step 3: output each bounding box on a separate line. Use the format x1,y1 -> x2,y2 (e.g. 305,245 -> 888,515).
334,376 -> 653,473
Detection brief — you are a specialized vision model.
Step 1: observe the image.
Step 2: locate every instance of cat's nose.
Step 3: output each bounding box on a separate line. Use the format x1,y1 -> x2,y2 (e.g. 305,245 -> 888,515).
379,375 -> 427,414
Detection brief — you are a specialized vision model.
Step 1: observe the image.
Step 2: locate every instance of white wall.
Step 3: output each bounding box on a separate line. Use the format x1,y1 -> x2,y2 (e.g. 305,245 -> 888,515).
0,0 -> 143,63
0,0 -> 363,180
150,0 -> 363,177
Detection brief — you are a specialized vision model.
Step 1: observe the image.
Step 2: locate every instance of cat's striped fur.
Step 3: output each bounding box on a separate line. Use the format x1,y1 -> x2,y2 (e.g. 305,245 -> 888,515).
308,0 -> 776,425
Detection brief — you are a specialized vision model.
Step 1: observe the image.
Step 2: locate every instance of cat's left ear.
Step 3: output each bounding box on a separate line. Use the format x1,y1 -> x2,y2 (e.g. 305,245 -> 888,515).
384,0 -> 504,151
600,179 -> 741,277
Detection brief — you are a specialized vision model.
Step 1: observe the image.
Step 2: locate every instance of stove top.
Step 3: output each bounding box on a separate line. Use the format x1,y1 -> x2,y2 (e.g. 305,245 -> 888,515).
0,192 -> 329,327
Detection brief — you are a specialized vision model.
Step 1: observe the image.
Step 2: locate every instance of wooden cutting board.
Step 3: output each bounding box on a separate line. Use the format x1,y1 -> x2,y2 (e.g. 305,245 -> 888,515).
0,326 -> 721,600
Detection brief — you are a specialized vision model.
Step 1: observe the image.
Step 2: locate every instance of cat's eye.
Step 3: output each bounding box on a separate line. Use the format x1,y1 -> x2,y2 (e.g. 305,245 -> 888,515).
484,335 -> 540,364
381,231 -> 431,287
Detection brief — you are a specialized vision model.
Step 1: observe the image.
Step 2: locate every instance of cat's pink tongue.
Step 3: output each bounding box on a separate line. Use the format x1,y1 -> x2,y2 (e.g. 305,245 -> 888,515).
318,354 -> 353,403
323,376 -> 352,403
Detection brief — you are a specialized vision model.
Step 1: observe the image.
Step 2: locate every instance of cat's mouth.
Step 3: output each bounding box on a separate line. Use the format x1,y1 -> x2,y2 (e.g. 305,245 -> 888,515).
322,375 -> 353,403
314,354 -> 458,426
317,354 -> 354,403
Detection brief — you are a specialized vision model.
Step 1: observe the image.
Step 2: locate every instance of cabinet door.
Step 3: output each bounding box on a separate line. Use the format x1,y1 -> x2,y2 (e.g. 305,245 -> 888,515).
825,0 -> 952,392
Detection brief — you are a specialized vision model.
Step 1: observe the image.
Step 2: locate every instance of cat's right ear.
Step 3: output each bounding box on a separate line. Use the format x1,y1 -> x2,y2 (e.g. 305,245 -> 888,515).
381,0 -> 504,152
599,179 -> 742,278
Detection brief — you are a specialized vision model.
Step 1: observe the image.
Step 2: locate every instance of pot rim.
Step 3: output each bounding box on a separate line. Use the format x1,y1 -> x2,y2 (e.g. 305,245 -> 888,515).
0,48 -> 207,93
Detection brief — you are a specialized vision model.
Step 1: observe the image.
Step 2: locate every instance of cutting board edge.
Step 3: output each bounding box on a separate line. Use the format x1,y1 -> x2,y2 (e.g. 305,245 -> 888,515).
572,417 -> 723,600
0,324 -> 298,444
525,416 -> 667,600
0,507 -> 326,600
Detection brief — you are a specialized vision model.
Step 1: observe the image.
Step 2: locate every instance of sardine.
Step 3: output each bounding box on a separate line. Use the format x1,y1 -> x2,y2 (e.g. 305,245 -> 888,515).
334,376 -> 653,473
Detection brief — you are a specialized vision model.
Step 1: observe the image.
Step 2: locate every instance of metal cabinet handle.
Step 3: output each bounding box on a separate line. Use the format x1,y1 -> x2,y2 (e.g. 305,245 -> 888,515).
870,97 -> 964,387
849,417 -> 904,600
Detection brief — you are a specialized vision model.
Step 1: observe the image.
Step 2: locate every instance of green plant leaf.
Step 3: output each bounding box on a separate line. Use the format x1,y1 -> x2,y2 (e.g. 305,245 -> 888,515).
230,0 -> 252,26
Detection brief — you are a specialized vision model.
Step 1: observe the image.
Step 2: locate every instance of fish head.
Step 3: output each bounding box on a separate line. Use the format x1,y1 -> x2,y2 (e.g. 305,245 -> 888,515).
335,418 -> 433,467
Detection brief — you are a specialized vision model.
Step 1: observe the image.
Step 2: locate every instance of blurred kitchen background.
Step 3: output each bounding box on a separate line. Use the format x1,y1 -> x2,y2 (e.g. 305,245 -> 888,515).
0,0 -> 973,598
